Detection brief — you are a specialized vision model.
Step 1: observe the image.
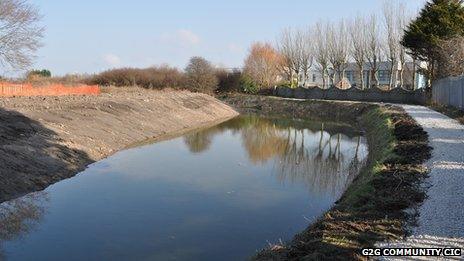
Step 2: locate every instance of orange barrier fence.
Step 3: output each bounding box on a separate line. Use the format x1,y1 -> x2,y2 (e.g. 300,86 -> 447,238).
0,82 -> 100,97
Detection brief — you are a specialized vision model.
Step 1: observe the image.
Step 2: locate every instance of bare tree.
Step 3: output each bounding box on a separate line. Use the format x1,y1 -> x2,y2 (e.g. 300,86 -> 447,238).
276,29 -> 294,83
276,28 -> 313,87
397,6 -> 412,88
382,1 -> 398,89
185,56 -> 218,93
0,0 -> 43,70
383,1 -> 407,89
349,16 -> 368,89
366,14 -> 383,88
314,22 -> 330,89
327,20 -> 349,87
276,28 -> 299,85
298,29 -> 314,87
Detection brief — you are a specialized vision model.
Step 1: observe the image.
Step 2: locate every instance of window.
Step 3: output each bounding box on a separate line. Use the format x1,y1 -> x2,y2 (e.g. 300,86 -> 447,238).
312,74 -> 317,82
363,70 -> 370,87
345,71 -> 354,82
378,70 -> 390,83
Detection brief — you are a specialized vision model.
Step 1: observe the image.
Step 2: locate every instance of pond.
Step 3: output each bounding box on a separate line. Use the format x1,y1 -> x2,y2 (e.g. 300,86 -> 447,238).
0,115 -> 368,261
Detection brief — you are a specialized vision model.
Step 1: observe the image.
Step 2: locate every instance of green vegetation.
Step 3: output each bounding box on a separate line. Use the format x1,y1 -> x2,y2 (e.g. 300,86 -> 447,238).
240,75 -> 259,94
340,108 -> 395,208
402,0 -> 464,82
28,69 -> 52,78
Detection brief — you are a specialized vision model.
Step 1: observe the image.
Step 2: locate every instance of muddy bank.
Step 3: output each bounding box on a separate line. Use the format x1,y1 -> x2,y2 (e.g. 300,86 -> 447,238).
220,94 -> 376,125
0,87 -> 238,203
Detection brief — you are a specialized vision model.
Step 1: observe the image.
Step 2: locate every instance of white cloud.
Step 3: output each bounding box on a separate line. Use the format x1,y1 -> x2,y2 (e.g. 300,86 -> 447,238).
103,54 -> 122,67
227,43 -> 243,53
160,29 -> 201,47
177,29 -> 200,45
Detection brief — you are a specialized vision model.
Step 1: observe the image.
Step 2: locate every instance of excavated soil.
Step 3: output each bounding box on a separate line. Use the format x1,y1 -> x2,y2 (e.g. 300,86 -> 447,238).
0,87 -> 238,203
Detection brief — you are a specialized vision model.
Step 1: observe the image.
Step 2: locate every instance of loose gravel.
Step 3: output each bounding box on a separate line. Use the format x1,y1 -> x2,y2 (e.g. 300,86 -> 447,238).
378,105 -> 464,259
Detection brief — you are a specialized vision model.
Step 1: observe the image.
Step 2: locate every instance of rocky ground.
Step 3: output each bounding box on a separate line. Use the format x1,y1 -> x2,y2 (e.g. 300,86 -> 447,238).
0,87 -> 238,203
378,105 -> 464,260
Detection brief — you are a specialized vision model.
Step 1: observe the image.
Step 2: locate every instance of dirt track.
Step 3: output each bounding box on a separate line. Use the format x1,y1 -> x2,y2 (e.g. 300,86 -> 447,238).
0,87 -> 238,203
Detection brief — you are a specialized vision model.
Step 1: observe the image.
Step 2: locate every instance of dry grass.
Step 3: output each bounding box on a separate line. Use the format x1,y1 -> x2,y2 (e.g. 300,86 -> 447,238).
87,66 -> 186,89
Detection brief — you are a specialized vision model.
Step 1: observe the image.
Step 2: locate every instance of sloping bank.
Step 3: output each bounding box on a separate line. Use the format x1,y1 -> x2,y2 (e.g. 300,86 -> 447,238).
221,94 -> 431,260
0,87 -> 238,203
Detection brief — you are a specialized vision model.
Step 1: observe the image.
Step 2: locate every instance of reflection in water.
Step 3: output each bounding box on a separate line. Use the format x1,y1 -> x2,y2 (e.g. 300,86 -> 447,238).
184,116 -> 367,197
184,132 -> 213,153
0,192 -> 47,258
0,116 -> 367,261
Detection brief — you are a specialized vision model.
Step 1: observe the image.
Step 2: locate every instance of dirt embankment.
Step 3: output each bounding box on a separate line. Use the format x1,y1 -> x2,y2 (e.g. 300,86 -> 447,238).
0,87 -> 238,203
220,93 -> 376,125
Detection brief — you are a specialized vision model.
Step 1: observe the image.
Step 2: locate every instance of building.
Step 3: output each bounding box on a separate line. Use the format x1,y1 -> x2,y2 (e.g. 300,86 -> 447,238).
305,61 -> 427,90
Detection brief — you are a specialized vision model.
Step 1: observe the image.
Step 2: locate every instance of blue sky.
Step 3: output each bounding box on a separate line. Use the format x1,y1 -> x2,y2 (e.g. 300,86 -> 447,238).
29,0 -> 426,76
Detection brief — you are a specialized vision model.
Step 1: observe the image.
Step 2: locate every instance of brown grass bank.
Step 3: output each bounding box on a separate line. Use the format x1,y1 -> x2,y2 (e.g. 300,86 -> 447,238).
0,87 -> 238,203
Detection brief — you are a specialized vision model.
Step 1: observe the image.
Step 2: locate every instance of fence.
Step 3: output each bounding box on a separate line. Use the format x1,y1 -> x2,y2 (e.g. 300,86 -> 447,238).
273,86 -> 426,105
0,82 -> 100,97
432,76 -> 464,109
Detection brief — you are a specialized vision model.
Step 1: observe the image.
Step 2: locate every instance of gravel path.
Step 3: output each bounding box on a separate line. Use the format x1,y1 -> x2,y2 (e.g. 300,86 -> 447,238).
378,105 -> 464,260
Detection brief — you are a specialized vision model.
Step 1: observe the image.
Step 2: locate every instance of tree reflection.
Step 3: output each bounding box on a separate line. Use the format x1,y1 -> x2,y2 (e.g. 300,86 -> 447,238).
184,116 -> 368,197
241,119 -> 367,197
184,132 -> 214,153
0,192 -> 48,258
241,122 -> 288,163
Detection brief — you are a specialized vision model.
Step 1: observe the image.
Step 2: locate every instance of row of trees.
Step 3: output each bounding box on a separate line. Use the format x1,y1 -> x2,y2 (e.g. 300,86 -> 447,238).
243,1 -> 411,90
244,0 -> 464,91
2,0 -> 463,94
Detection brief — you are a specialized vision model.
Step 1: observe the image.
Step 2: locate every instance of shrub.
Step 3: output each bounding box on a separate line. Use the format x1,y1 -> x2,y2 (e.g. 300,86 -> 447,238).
28,69 -> 51,78
216,69 -> 242,93
240,75 -> 259,94
436,37 -> 464,79
185,56 -> 218,93
24,72 -> 93,86
88,66 -> 186,89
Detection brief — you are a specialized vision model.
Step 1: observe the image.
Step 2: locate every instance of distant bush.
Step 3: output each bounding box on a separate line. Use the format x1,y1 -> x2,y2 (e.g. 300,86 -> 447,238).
28,69 -> 51,78
216,69 -> 242,93
27,69 -> 52,82
240,75 -> 259,94
185,57 -> 218,93
23,72 -> 93,86
88,66 -> 186,89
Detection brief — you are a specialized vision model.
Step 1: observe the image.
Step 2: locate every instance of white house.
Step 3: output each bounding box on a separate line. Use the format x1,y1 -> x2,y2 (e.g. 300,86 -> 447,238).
305,61 -> 427,90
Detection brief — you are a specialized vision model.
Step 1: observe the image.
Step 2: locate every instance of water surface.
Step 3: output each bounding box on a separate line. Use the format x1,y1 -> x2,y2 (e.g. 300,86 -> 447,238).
0,116 -> 368,261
